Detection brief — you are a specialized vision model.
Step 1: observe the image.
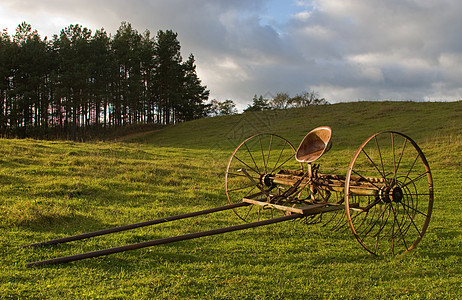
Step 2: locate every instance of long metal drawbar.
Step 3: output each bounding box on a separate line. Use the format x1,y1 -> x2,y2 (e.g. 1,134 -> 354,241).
26,211 -> 302,267
23,202 -> 249,249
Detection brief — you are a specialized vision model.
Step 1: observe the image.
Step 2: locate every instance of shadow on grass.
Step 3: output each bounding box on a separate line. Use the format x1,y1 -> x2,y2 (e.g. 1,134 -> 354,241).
0,173 -> 24,185
23,214 -> 107,237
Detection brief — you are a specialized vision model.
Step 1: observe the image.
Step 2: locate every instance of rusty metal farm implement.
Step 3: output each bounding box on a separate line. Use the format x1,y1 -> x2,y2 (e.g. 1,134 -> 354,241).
25,127 -> 433,266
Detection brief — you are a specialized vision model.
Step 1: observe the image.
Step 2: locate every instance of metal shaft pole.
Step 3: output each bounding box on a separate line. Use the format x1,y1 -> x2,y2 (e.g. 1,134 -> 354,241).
23,202 -> 250,248
27,213 -> 302,267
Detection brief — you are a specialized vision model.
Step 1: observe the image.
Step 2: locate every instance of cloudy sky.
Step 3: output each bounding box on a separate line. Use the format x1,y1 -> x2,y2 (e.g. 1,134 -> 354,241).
1,0 -> 461,108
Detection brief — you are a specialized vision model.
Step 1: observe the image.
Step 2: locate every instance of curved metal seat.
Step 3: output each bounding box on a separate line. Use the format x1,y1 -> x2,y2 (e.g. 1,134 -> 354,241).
295,126 -> 332,163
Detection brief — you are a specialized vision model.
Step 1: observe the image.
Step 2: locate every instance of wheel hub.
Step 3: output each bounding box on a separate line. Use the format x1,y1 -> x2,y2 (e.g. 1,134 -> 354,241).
391,186 -> 403,203
261,174 -> 274,188
379,186 -> 403,203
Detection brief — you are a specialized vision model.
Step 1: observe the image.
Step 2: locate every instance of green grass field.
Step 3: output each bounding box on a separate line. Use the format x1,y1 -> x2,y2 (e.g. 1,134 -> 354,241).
1,101 -> 461,299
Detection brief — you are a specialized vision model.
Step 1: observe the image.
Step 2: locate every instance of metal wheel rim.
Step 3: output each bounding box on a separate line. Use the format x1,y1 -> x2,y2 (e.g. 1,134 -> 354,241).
344,131 -> 433,255
225,133 -> 302,222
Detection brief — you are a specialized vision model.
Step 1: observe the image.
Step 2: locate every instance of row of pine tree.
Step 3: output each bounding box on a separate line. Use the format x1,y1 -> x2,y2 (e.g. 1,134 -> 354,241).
0,22 -> 209,139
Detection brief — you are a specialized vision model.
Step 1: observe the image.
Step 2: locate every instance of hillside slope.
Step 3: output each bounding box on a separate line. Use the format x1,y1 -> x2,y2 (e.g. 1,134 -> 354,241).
136,101 -> 462,151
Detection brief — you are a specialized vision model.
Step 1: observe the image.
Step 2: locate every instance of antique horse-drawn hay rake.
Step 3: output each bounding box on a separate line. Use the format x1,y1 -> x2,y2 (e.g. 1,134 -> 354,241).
25,127 -> 433,266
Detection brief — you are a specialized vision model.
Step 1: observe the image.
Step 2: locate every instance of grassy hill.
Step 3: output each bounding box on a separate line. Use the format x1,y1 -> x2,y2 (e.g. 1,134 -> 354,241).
0,101 -> 461,299
140,100 -> 462,149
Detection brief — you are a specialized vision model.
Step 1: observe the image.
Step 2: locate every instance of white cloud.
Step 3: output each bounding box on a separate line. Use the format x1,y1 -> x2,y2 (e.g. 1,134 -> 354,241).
294,11 -> 312,21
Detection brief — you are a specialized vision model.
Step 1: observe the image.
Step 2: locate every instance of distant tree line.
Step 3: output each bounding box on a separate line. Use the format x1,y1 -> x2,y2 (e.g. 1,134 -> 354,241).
208,91 -> 328,116
207,99 -> 238,116
243,91 -> 329,112
0,22 -> 209,139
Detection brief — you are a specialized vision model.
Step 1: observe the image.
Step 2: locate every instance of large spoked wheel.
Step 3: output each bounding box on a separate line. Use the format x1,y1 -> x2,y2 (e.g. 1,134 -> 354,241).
225,134 -> 302,222
345,131 -> 433,255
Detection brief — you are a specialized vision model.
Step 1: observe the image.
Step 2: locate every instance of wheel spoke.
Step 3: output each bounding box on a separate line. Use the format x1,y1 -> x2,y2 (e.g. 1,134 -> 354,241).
232,154 -> 260,176
373,205 -> 391,253
227,172 -> 259,179
243,205 -> 254,220
243,185 -> 258,198
258,135 -> 267,174
400,201 -> 428,218
360,205 -> 388,238
375,136 -> 386,179
227,184 -> 256,193
390,203 -> 409,252
361,148 -> 386,179
273,152 -> 296,173
265,135 -> 273,174
401,171 -> 429,188
394,138 -> 408,183
244,142 -> 261,174
360,198 -> 382,212
401,202 -> 426,238
270,140 -> 288,174
403,153 -> 421,186
351,169 -> 382,190
391,133 -> 397,183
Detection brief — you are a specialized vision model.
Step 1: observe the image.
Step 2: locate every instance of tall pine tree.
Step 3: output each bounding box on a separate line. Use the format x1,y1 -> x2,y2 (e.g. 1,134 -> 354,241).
180,54 -> 209,121
153,30 -> 183,124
